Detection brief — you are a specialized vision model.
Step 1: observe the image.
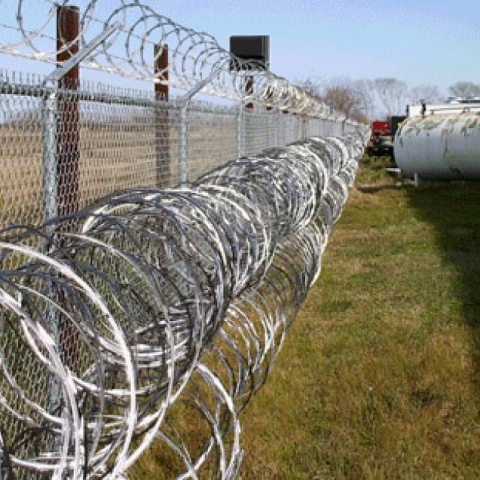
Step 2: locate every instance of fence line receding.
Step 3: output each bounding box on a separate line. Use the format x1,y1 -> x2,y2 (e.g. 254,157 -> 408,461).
0,1 -> 368,478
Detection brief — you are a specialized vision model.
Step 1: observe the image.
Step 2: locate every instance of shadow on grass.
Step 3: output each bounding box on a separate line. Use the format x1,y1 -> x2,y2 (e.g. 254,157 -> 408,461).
357,183 -> 410,194
407,181 -> 480,392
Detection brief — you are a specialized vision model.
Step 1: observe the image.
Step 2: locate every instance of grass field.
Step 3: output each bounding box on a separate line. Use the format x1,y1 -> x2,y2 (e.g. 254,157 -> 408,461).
5,136 -> 480,478
237,156 -> 480,479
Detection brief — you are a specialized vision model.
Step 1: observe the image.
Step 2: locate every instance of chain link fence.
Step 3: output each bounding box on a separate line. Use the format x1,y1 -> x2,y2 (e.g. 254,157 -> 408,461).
0,71 -> 358,236
0,1 -> 367,478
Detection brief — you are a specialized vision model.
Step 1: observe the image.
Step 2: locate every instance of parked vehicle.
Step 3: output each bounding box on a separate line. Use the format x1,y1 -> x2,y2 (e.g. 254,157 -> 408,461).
366,116 -> 406,158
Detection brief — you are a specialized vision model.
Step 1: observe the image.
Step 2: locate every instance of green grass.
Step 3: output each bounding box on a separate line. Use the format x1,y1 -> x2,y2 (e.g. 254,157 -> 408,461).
238,156 -> 480,479
130,154 -> 480,479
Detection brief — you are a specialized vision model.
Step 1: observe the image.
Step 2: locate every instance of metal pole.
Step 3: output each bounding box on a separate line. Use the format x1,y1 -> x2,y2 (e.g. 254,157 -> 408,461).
154,43 -> 171,188
245,75 -> 254,110
266,86 -> 275,148
302,115 -> 308,139
266,85 -> 273,111
56,5 -> 80,376
244,76 -> 254,155
42,92 -> 58,227
42,90 -> 62,418
179,107 -> 188,185
41,3 -> 81,426
236,105 -> 244,160
276,109 -> 282,148
57,5 -> 80,224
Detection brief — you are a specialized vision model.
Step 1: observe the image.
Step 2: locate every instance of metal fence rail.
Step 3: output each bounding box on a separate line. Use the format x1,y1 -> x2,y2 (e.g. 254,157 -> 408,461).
0,1 -> 368,478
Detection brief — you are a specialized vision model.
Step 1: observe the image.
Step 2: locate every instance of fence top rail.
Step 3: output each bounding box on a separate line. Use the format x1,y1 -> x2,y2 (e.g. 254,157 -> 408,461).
0,0 -> 340,118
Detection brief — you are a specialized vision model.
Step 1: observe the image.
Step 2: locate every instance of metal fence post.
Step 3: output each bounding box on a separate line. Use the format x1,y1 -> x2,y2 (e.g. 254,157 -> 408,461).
266,86 -> 275,149
42,91 -> 59,227
245,75 -> 254,110
56,6 -> 82,376
236,105 -> 244,159
57,5 -> 80,224
243,76 -> 254,155
41,3 -> 81,424
302,115 -> 308,139
178,106 -> 188,185
277,110 -> 282,147
154,43 -> 171,188
42,89 -> 63,417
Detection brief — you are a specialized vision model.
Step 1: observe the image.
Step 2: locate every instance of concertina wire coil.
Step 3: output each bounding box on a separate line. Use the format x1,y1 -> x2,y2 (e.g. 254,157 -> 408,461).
1,0 -> 337,117
0,129 -> 368,478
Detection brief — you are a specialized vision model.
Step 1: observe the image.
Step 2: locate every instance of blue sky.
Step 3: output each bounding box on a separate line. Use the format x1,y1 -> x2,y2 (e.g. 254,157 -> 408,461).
159,0 -> 480,96
1,0 -> 479,98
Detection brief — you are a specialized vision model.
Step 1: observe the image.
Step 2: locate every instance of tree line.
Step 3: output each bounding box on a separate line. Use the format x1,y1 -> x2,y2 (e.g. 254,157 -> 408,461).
299,78 -> 480,123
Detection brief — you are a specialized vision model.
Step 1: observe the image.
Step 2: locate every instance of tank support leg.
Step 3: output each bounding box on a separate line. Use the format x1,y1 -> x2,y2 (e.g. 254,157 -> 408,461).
414,173 -> 421,187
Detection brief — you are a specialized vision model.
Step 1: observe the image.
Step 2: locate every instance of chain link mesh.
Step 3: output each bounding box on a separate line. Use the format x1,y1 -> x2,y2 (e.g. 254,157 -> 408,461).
0,131 -> 368,479
0,71 -> 361,238
0,88 -> 44,229
0,1 -> 368,477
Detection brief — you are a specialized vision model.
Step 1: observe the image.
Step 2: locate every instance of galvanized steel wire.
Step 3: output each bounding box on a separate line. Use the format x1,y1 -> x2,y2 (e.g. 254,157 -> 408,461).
0,131 -> 367,478
0,0 -> 334,116
0,1 -> 369,477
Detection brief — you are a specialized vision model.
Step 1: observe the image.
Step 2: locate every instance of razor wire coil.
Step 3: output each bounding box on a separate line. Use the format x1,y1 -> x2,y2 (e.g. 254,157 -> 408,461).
0,1 -> 369,477
0,131 -> 368,478
0,0 -> 335,116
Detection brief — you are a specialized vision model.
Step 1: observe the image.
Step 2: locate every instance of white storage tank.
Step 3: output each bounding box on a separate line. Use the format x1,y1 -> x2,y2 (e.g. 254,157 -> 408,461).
394,110 -> 480,180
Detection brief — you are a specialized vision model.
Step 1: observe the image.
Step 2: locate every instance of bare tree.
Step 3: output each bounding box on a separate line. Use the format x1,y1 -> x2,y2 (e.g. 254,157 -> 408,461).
352,79 -> 376,121
409,84 -> 442,104
298,76 -> 370,123
448,81 -> 480,98
323,81 -> 367,123
374,78 -> 409,117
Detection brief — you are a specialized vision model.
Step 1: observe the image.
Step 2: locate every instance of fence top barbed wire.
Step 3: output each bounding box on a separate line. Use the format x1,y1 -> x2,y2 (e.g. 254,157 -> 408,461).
0,3 -> 370,478
0,0 -> 348,118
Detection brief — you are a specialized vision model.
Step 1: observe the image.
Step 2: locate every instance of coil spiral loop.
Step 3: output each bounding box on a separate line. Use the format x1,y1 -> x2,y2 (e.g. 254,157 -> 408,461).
0,0 -> 334,116
0,131 -> 367,478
